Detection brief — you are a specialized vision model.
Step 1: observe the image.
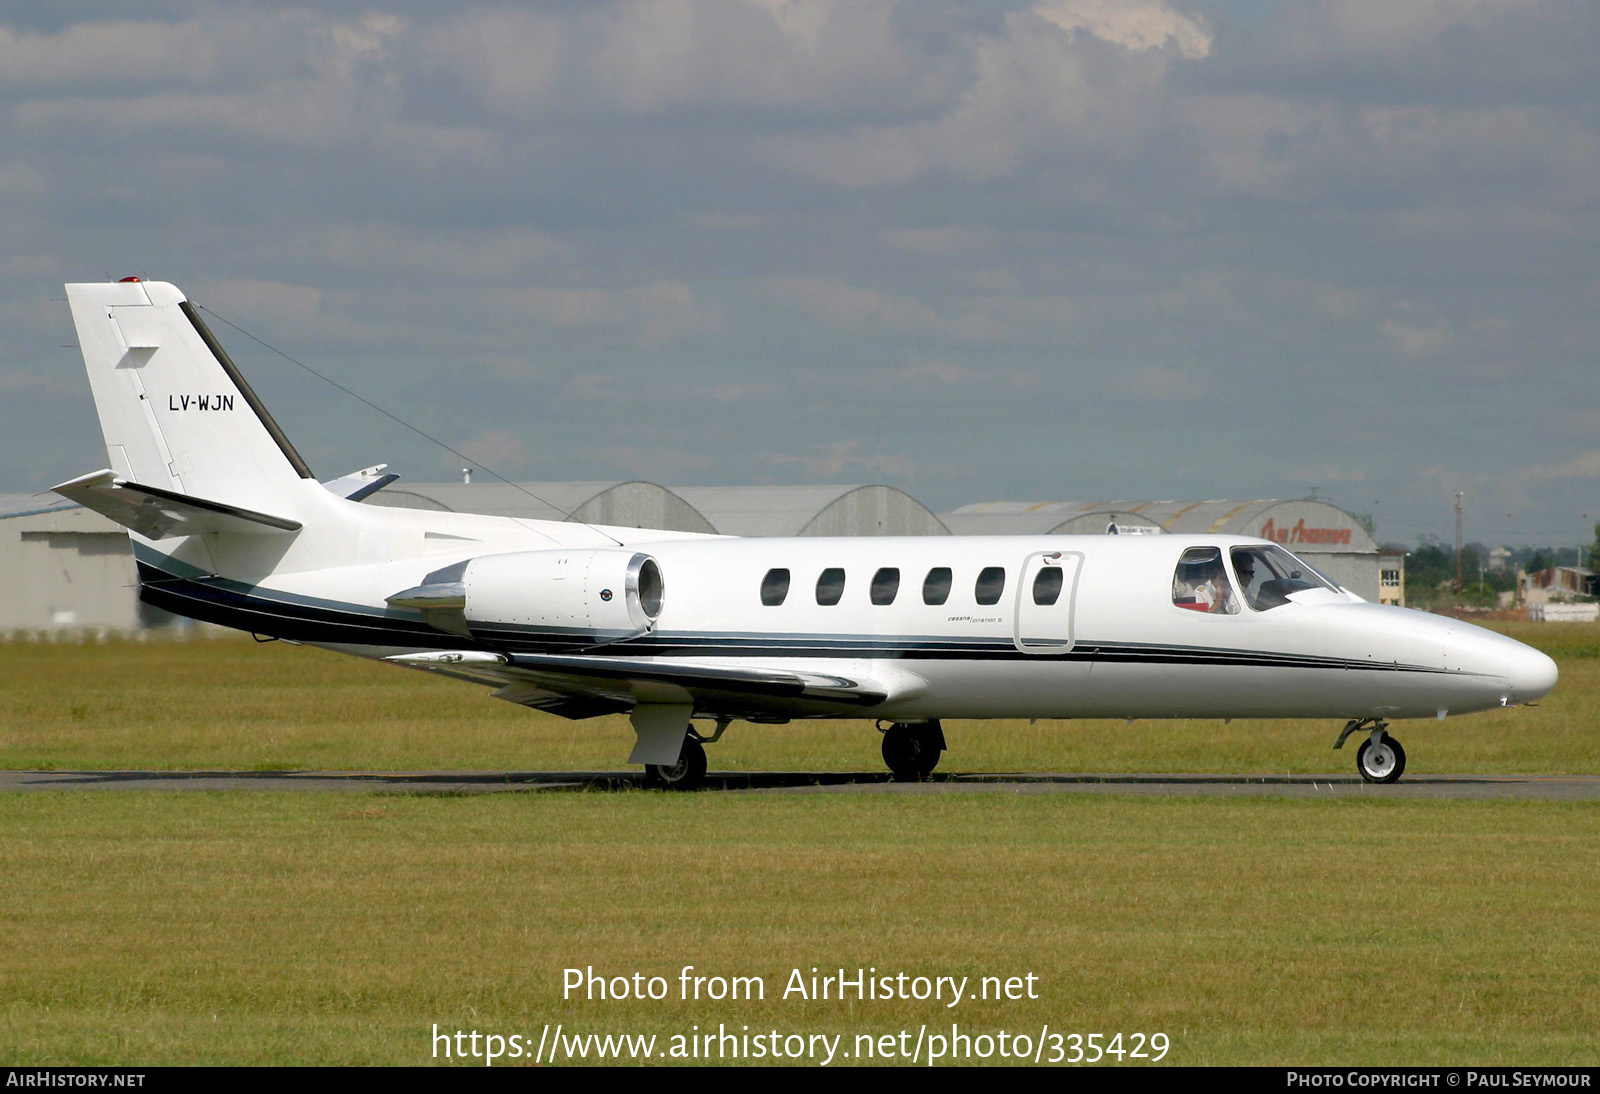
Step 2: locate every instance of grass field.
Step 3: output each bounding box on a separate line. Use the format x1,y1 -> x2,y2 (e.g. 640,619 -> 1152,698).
1,623 -> 1598,1066
2,793 -> 1598,1066
2,622 -> 1598,775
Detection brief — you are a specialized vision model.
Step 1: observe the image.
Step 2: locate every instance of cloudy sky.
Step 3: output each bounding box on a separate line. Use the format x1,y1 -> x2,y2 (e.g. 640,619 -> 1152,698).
2,0 -> 1595,547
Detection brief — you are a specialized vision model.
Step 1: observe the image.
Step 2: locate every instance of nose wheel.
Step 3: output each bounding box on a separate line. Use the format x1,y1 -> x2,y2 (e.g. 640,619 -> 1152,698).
1356,733 -> 1406,783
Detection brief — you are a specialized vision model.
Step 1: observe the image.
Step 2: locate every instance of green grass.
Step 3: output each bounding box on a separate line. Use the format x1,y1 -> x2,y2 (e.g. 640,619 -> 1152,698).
2,623 -> 1597,774
1,792 -> 1598,1066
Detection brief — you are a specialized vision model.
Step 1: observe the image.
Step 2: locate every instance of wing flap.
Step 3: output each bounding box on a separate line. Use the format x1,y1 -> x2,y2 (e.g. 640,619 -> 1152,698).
383,649 -> 906,709
53,469 -> 302,538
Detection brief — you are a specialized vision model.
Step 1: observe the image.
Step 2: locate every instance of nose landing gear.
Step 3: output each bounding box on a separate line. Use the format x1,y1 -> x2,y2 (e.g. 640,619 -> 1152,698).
1334,718 -> 1407,784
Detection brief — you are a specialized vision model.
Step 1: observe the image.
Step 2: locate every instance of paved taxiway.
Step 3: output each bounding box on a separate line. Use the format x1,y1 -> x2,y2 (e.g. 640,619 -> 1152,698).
3,770 -> 1600,800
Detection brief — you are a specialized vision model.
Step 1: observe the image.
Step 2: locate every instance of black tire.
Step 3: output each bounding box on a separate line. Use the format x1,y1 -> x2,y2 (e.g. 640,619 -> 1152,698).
1356,733 -> 1406,784
881,721 -> 943,781
645,734 -> 708,791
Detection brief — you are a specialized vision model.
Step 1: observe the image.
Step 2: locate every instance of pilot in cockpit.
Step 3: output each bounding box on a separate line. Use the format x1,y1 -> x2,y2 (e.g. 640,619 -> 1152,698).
1194,560 -> 1238,614
1172,548 -> 1240,614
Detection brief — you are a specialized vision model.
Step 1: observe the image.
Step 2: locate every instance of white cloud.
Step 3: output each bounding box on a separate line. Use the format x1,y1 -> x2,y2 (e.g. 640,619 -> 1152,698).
1033,0 -> 1211,58
196,279 -> 323,326
1512,452 -> 1600,490
501,281 -> 715,342
761,439 -> 915,480
423,10 -> 567,114
0,20 -> 217,86
764,0 -> 1207,187
762,276 -> 1009,341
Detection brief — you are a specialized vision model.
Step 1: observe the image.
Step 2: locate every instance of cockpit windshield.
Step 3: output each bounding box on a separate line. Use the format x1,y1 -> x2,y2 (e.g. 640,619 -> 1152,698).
1230,544 -> 1339,611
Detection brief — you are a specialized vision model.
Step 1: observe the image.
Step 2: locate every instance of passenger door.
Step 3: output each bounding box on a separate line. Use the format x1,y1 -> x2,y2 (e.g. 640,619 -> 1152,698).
1014,551 -> 1082,654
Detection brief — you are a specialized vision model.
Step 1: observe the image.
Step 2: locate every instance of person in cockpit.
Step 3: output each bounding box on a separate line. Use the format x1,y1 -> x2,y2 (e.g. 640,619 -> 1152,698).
1194,559 -> 1238,614
1172,548 -> 1240,614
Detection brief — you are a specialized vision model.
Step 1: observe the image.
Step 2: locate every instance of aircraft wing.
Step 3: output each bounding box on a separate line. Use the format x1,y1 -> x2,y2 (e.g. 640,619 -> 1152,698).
383,649 -> 912,718
53,469 -> 302,538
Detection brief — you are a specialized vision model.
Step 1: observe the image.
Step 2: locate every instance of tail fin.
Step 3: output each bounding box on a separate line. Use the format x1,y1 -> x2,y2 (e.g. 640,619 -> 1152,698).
64,279 -> 314,514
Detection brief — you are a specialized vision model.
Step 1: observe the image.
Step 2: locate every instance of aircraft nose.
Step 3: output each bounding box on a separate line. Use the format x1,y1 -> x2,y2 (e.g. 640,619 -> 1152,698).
1506,644 -> 1559,703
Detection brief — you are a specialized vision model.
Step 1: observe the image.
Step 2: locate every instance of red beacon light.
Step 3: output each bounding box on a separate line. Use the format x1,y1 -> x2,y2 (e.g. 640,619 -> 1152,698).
117,276 -> 141,283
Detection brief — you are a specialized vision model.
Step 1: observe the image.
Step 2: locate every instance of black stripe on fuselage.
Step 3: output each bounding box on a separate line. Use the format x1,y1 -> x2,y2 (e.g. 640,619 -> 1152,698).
136,562 -> 1460,675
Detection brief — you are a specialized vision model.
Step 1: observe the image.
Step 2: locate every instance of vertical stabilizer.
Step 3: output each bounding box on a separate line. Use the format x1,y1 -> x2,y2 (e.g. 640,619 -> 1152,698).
65,279 -> 314,512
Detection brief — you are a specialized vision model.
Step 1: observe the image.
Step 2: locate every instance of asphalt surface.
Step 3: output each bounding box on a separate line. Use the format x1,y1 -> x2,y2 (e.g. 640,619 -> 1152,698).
3,769 -> 1600,799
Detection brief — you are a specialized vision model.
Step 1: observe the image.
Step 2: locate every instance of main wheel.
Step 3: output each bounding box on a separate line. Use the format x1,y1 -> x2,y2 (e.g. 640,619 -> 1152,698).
645,734 -> 708,791
1356,733 -> 1406,784
881,722 -> 943,781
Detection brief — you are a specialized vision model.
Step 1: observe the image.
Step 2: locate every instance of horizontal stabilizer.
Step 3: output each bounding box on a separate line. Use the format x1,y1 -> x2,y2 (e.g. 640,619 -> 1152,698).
53,469 -> 303,539
322,464 -> 399,502
383,649 -> 905,707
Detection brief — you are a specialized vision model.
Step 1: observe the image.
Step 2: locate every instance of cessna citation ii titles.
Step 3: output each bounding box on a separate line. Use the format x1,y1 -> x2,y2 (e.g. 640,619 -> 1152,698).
53,279 -> 1558,789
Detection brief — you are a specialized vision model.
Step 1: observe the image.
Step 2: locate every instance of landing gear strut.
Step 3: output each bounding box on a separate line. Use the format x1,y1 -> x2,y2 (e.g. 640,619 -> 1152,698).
879,720 -> 946,781
1334,718 -> 1407,784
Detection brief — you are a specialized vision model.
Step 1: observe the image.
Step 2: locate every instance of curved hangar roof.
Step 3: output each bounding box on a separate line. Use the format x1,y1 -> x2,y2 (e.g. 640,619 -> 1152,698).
672,485 -> 950,537
945,499 -> 1377,552
365,482 -> 948,537
365,481 -> 717,534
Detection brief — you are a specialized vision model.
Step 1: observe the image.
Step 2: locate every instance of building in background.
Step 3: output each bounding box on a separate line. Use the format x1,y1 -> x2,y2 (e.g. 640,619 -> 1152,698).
1520,566 -> 1597,607
0,494 -> 158,633
944,498 -> 1395,603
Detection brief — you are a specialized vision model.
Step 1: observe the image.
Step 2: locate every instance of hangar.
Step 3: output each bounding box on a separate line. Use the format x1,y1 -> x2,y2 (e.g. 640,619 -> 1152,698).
0,494 -> 156,633
671,485 -> 949,537
364,480 -> 718,534
945,498 -> 1403,604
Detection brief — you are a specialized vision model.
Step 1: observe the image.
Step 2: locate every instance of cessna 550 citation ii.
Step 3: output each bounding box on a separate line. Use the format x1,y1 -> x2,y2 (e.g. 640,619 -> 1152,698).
54,279 -> 1558,789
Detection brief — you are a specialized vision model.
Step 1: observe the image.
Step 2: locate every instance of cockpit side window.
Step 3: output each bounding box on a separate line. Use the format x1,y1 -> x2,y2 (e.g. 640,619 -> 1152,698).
1171,546 -> 1239,615
1230,545 -> 1337,611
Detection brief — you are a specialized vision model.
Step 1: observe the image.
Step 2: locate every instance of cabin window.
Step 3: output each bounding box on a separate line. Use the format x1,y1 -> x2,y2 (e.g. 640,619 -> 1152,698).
760,568 -> 790,607
1032,566 -> 1064,606
975,567 -> 1006,605
923,567 -> 952,605
816,567 -> 846,606
871,567 -> 900,605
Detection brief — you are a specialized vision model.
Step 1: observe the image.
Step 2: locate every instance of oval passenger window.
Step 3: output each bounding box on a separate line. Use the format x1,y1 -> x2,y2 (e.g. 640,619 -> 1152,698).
761,568 -> 790,607
816,567 -> 846,606
1033,567 -> 1063,606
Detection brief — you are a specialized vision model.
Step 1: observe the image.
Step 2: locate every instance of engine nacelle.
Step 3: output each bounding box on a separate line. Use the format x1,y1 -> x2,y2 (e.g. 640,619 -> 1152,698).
388,548 -> 664,641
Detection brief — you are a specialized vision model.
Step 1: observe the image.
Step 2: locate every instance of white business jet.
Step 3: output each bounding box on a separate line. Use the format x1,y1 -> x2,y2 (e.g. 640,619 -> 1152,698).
54,279 -> 1558,789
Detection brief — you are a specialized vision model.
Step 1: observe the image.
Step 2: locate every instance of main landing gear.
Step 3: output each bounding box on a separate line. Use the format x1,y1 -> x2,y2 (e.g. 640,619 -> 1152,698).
879,720 -> 946,781
643,718 -> 730,791
1334,718 -> 1407,784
